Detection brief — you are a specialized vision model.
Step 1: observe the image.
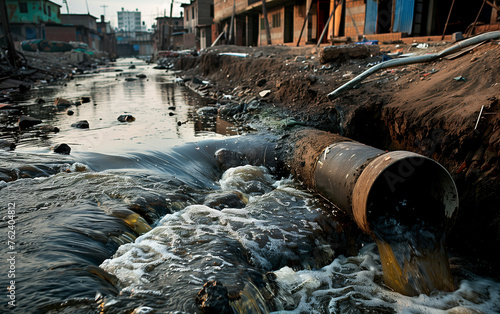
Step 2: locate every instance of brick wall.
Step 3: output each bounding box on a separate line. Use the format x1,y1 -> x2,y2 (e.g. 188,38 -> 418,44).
344,0 -> 365,39
45,26 -> 76,42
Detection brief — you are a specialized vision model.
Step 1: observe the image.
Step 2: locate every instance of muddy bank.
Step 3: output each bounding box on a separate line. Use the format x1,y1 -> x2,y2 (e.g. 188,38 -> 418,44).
175,41 -> 500,272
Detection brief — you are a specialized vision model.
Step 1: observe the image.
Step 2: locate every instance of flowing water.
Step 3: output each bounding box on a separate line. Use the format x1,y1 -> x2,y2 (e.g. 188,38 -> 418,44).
1,58 -> 499,313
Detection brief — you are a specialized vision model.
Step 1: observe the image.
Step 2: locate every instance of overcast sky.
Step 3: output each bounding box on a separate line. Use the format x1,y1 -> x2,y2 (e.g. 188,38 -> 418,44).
51,0 -> 189,29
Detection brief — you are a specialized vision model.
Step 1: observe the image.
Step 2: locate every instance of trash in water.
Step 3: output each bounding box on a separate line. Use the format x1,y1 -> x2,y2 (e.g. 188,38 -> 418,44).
454,76 -> 467,81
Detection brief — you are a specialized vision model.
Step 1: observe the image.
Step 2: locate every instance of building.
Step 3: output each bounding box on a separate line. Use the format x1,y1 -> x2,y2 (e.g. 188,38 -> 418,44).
117,8 -> 142,33
154,16 -> 187,51
181,0 -> 214,49
45,13 -> 100,50
97,15 -> 117,58
213,0 -> 500,47
2,0 -> 61,41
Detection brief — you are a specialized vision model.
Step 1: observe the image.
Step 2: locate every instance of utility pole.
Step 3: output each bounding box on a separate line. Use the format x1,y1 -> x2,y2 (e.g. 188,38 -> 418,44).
101,5 -> 108,18
62,0 -> 70,14
167,0 -> 174,49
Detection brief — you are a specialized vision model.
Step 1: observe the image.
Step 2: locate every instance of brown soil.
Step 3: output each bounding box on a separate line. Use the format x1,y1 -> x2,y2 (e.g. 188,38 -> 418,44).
176,41 -> 500,271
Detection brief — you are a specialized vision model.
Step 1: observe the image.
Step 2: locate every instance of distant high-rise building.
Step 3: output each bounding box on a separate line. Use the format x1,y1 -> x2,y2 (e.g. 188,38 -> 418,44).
117,8 -> 141,32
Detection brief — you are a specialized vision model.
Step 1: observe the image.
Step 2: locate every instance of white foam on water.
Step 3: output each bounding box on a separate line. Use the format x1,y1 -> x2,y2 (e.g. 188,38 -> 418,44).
270,243 -> 500,313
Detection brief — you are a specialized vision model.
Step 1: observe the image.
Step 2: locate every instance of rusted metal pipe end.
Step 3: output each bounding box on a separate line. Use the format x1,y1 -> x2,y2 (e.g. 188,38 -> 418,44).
352,151 -> 458,235
314,142 -> 458,235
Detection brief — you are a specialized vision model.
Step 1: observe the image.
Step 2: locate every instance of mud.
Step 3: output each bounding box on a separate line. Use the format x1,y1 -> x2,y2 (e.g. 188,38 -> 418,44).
176,41 -> 500,272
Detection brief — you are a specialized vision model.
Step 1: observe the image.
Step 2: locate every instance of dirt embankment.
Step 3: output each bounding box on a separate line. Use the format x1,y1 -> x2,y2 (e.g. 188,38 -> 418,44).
176,42 -> 500,270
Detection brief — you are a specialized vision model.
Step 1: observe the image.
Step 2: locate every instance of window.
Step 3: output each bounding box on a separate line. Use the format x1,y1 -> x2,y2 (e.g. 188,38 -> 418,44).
19,2 -> 28,13
48,5 -> 51,16
272,13 -> 281,28
192,7 -> 194,19
210,5 -> 214,18
260,18 -> 265,30
186,10 -> 189,21
43,4 -> 47,14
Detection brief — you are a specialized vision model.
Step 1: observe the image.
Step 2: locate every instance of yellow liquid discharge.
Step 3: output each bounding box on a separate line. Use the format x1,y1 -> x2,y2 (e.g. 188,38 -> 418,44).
375,233 -> 455,296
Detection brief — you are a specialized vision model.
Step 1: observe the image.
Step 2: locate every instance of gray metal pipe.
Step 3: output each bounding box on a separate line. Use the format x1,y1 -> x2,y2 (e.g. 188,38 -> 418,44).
314,141 -> 459,235
328,30 -> 500,100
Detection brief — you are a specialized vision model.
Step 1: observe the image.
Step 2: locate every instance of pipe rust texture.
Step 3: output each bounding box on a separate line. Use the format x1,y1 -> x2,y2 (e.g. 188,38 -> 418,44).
279,129 -> 353,188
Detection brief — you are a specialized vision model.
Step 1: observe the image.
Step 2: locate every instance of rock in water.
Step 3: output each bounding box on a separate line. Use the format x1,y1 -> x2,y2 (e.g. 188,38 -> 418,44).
117,115 -> 136,122
71,120 -> 89,129
196,281 -> 231,314
53,143 -> 71,155
0,139 -> 15,151
18,116 -> 42,129
204,191 -> 247,210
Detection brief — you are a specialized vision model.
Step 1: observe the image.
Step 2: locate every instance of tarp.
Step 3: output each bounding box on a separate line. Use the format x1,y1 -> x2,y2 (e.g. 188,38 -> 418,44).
364,0 -> 378,35
393,0 -> 415,34
21,40 -> 73,52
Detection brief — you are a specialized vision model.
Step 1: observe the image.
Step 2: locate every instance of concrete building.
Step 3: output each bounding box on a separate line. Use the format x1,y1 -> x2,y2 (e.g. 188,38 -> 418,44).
97,15 -> 117,58
213,0 -> 500,47
154,16 -> 188,51
181,0 -> 214,49
117,8 -> 142,33
3,0 -> 61,41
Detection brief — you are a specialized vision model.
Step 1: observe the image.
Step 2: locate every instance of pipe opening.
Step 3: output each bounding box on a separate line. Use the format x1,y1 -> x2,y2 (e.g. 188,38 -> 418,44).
357,155 -> 458,295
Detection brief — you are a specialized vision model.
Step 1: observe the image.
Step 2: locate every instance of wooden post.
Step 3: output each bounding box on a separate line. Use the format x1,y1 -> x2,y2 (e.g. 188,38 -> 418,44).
441,0 -> 455,40
228,0 -> 235,44
0,0 -> 18,70
262,0 -> 272,45
297,0 -> 314,46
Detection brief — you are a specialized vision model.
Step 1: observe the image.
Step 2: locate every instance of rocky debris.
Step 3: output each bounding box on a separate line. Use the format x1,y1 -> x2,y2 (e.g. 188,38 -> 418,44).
136,74 -> 147,79
71,120 -> 89,129
259,90 -> 271,98
55,97 -> 72,109
197,106 -> 219,116
18,116 -> 42,129
53,143 -> 71,155
117,114 -> 136,122
0,139 -> 15,150
218,103 -> 243,117
37,125 -> 60,133
67,110 -> 74,115
81,96 -> 91,103
195,280 -> 231,314
203,191 -> 247,210
319,44 -> 380,64
128,65 -> 136,69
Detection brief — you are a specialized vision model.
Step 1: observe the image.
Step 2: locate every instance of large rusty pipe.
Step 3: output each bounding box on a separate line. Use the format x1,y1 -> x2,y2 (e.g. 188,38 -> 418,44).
314,141 -> 459,235
282,129 -> 459,295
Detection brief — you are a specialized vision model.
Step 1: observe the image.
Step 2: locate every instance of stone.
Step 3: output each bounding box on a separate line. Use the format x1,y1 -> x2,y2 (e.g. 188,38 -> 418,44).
125,77 -> 137,81
18,116 -> 42,130
128,64 -> 136,69
452,32 -> 464,42
197,106 -> 219,116
117,114 -> 136,122
38,125 -> 60,133
203,191 -> 247,210
246,100 -> 261,111
136,74 -> 147,79
294,56 -> 306,62
319,44 -> 380,64
0,139 -> 15,151
195,281 -> 231,314
81,96 -> 91,103
71,120 -> 89,129
53,143 -> 71,155
67,110 -> 74,115
54,97 -> 72,108
218,103 -> 243,117
306,74 -> 319,84
259,90 -> 271,98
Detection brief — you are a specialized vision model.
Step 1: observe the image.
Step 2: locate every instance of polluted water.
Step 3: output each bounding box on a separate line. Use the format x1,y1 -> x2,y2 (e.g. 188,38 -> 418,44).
0,58 -> 499,313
